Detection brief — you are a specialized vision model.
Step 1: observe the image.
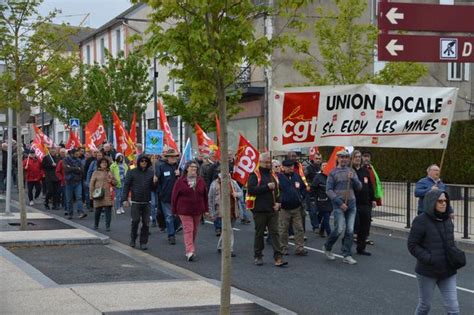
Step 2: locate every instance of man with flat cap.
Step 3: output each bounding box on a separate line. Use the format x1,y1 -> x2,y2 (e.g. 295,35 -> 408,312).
323,149 -> 362,265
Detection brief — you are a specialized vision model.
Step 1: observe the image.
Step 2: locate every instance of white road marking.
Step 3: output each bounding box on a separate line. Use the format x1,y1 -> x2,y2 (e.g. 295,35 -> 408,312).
390,269 -> 474,294
204,220 -> 240,231
288,242 -> 344,259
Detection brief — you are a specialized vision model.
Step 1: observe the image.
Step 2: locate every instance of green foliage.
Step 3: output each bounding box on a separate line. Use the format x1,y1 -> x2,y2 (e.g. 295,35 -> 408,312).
140,0 -> 309,128
290,0 -> 427,86
46,50 -> 152,128
0,0 -> 78,111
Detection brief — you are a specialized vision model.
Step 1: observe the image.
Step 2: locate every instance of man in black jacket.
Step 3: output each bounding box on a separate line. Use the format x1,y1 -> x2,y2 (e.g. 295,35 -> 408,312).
247,152 -> 287,267
42,147 -> 60,210
155,149 -> 181,245
122,155 -> 157,250
352,150 -> 376,256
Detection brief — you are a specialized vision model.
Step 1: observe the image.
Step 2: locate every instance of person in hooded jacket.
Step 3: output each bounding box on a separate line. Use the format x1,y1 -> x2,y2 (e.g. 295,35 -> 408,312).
110,153 -> 128,215
121,155 -> 157,250
408,190 -> 460,315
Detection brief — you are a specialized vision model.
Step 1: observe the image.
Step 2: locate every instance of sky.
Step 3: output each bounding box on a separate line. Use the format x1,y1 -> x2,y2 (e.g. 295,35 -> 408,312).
38,0 -> 132,28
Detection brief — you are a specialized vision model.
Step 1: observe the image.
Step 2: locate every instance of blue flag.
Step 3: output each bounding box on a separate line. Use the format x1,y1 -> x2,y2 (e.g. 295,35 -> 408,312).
178,138 -> 193,170
145,130 -> 164,155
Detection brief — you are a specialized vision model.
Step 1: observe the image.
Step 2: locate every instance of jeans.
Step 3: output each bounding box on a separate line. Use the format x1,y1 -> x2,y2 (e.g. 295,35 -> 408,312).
115,187 -> 123,210
308,198 -> 320,230
27,181 -> 41,201
66,182 -> 84,216
150,191 -> 157,221
239,191 -> 251,221
179,214 -> 201,255
415,274 -> 459,315
131,203 -> 150,245
214,217 -> 222,232
161,202 -> 176,237
324,199 -> 356,257
94,206 -> 111,228
319,211 -> 332,235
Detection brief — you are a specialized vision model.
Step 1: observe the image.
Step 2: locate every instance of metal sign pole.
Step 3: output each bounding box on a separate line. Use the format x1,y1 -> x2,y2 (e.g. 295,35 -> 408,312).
4,107 -> 14,216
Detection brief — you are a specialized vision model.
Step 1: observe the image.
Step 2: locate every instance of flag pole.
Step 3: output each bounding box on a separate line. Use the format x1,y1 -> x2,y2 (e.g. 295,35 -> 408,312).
439,148 -> 447,172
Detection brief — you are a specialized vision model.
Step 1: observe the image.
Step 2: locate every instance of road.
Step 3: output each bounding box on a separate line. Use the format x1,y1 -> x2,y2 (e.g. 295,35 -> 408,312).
12,199 -> 472,315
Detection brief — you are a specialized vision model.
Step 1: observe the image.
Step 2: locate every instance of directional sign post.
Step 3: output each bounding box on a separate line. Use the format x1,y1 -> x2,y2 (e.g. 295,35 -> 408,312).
378,34 -> 474,63
378,2 -> 474,33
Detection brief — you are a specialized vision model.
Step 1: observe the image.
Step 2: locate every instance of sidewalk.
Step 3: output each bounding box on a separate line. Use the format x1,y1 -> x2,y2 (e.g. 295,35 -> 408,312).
0,201 -> 294,315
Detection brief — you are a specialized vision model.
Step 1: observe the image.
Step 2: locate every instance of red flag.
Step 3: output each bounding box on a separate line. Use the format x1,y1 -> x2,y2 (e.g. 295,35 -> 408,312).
33,124 -> 54,147
323,146 -> 345,175
309,146 -> 319,160
129,112 -> 137,143
232,134 -> 259,185
65,129 -> 82,150
84,111 -> 107,150
215,114 -> 221,146
157,100 -> 179,152
112,111 -> 135,159
195,123 -> 219,159
30,137 -> 49,161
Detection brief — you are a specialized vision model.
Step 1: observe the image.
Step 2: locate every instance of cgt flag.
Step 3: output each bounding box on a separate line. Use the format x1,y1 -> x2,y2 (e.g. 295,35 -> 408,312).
33,124 -> 55,147
232,134 -> 259,186
65,129 -> 82,151
158,100 -> 179,152
85,111 -> 107,151
129,112 -> 137,143
30,137 -> 49,162
112,111 -> 135,159
194,123 -> 219,158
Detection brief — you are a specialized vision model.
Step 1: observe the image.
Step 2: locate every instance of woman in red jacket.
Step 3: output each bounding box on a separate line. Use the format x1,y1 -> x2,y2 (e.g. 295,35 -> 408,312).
171,160 -> 208,262
23,150 -> 44,206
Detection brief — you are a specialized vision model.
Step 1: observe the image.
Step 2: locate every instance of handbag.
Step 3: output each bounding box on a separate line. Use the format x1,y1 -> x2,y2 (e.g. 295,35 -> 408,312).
92,187 -> 105,200
434,221 -> 466,270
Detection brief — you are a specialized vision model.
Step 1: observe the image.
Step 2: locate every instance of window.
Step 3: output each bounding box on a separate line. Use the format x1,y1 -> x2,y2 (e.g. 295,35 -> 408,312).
116,29 -> 121,54
448,63 -> 470,81
100,38 -> 105,64
86,45 -> 91,64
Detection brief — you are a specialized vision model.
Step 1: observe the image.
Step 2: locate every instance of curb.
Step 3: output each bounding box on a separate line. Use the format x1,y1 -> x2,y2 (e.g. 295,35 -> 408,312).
3,200 -> 110,247
371,222 -> 474,252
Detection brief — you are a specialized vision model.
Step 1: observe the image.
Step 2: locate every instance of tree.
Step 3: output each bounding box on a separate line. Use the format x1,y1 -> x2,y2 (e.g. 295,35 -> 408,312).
0,0 -> 79,229
139,0 -> 308,312
288,0 -> 427,85
46,50 -> 152,132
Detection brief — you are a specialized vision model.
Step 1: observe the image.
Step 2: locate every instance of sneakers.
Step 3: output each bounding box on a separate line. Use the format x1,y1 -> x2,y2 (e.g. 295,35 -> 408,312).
186,253 -> 195,262
274,257 -> 288,267
343,256 -> 357,265
254,257 -> 263,266
323,245 -> 335,260
116,209 -> 122,215
168,236 -> 176,245
288,235 -> 295,240
78,213 -> 87,219
366,239 -> 375,245
29,201 -> 34,206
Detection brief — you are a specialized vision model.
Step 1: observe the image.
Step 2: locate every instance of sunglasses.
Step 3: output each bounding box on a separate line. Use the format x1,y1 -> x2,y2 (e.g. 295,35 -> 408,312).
437,199 -> 447,204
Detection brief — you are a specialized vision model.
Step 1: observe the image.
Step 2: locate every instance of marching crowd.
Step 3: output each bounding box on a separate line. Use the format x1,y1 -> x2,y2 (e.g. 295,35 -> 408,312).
0,139 -> 464,314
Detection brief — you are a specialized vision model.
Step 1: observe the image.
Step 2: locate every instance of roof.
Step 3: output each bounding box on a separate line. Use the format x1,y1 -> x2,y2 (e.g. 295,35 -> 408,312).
78,2 -> 146,43
40,24 -> 95,51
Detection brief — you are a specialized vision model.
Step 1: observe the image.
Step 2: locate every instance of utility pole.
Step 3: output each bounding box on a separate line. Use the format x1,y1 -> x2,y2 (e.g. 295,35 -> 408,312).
153,57 -> 158,129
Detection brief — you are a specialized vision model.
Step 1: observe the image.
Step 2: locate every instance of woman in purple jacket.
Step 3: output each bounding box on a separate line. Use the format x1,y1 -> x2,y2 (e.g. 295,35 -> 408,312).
171,160 -> 208,261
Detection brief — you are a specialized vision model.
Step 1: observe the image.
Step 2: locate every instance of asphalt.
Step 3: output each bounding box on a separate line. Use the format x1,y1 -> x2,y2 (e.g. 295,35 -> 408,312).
56,206 -> 474,315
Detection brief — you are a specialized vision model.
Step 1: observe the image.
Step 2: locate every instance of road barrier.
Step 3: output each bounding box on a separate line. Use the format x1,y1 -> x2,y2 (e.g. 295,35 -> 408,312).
376,182 -> 473,238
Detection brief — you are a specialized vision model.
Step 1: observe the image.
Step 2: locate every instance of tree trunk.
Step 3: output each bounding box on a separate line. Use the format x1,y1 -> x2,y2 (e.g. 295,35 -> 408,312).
16,111 -> 27,230
217,77 -> 232,315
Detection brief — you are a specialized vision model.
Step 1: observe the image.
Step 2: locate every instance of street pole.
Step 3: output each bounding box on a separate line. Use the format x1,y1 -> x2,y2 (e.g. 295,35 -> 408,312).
153,57 -> 158,129
4,107 -> 14,216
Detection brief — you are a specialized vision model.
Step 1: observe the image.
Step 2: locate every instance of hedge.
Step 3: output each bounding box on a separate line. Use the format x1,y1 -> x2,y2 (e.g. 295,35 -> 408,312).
317,120 -> 474,185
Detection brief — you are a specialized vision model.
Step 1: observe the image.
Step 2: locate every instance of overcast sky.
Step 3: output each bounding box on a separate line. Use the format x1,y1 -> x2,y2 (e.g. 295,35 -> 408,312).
38,0 -> 132,28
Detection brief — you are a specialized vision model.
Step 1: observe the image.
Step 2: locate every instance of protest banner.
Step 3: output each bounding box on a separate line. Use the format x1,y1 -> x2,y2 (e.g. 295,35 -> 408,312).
145,130 -> 164,155
270,84 -> 457,150
232,134 -> 259,186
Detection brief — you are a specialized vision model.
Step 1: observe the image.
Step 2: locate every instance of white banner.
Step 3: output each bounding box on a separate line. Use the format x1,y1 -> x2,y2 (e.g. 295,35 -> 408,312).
269,84 -> 457,150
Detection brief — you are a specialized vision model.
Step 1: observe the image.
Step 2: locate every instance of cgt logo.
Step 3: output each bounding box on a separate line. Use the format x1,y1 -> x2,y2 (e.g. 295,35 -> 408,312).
282,92 -> 320,144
